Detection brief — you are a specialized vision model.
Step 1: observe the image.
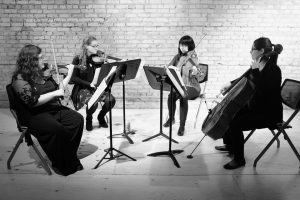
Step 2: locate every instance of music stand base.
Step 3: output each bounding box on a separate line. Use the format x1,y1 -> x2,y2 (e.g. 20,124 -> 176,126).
148,150 -> 184,168
94,147 -> 136,169
142,132 -> 179,143
110,131 -> 135,144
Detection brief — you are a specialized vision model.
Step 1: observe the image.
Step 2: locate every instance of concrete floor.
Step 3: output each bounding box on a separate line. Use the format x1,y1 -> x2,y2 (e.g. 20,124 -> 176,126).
0,104 -> 300,200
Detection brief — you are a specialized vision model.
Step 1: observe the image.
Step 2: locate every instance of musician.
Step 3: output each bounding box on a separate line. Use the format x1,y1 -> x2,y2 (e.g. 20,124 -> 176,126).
11,44 -> 84,176
71,36 -> 116,131
215,37 -> 283,169
163,35 -> 203,136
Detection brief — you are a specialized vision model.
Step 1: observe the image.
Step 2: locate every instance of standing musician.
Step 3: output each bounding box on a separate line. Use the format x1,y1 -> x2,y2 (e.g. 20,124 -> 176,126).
163,35 -> 203,136
11,44 -> 84,176
215,37 -> 283,169
71,36 -> 116,131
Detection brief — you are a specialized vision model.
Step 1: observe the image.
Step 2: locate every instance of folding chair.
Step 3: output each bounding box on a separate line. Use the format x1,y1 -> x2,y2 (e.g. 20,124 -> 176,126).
244,128 -> 281,148
252,78 -> 300,167
6,84 -> 52,175
193,63 -> 208,128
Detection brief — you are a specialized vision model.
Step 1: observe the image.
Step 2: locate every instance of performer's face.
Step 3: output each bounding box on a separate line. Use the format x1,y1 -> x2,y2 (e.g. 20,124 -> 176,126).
86,40 -> 100,55
38,53 -> 45,70
179,44 -> 188,54
250,44 -> 264,61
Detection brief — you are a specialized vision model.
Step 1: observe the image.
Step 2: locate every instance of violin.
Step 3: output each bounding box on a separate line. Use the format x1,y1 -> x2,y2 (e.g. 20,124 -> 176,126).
90,50 -> 122,66
42,63 -> 71,78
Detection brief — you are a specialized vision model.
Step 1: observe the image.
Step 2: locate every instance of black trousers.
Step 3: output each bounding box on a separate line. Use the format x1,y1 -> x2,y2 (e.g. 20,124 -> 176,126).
223,107 -> 275,162
86,92 -> 116,121
167,86 -> 199,127
29,106 -> 84,176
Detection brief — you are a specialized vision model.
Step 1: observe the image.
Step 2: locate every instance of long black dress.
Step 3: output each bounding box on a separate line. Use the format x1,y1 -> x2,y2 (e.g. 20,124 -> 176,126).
12,74 -> 84,176
223,59 -> 283,163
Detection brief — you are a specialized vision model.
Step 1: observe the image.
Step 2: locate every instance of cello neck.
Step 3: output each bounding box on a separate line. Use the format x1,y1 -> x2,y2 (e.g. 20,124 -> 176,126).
222,68 -> 252,95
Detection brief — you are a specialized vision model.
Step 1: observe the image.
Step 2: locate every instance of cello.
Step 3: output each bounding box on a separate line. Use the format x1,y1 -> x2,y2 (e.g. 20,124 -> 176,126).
201,68 -> 255,140
201,48 -> 282,140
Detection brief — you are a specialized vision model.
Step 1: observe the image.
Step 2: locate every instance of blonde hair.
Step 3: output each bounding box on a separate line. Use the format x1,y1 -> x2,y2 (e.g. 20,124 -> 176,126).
78,36 -> 97,67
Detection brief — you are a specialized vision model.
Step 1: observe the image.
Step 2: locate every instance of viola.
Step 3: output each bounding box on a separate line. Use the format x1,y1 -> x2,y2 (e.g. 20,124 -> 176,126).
186,57 -> 208,83
42,63 -> 77,78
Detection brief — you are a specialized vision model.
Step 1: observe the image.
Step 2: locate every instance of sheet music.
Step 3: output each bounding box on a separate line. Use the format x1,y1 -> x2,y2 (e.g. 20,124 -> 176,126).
165,66 -> 186,98
106,65 -> 117,80
92,67 -> 101,86
87,66 -> 117,109
135,59 -> 144,79
168,66 -> 185,86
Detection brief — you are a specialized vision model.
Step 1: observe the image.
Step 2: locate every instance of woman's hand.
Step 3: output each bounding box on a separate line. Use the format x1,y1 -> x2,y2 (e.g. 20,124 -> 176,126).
191,66 -> 198,75
251,60 -> 260,70
65,64 -> 75,75
55,88 -> 64,97
90,83 -> 96,88
220,82 -> 231,94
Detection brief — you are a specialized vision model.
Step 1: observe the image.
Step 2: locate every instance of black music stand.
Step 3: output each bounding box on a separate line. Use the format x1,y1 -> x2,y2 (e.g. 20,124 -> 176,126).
143,65 -> 183,168
109,59 -> 141,144
93,64 -> 136,169
142,65 -> 178,144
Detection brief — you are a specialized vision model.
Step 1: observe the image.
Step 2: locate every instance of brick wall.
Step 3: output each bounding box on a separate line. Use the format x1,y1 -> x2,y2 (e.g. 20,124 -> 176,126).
1,0 -> 300,108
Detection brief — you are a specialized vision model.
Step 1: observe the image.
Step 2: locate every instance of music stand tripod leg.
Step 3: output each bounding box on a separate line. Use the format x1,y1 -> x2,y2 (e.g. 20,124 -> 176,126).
142,76 -> 178,143
94,86 -> 136,169
111,75 -> 134,144
147,86 -> 183,168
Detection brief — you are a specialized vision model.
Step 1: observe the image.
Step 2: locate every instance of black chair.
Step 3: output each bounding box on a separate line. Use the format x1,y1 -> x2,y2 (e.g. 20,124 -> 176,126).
6,84 -> 52,175
244,128 -> 282,148
248,79 -> 300,167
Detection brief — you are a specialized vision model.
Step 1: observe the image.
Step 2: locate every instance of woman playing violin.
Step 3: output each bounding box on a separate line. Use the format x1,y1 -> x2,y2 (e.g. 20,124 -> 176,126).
71,36 -> 116,131
11,44 -> 84,176
215,37 -> 283,169
164,35 -> 203,136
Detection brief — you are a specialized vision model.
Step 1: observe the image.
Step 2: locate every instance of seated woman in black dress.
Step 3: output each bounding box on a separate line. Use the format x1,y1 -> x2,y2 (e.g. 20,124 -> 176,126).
11,44 -> 84,176
215,37 -> 283,169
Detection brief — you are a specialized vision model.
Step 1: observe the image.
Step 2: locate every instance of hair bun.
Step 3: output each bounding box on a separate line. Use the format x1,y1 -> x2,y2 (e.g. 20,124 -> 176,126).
274,44 -> 283,54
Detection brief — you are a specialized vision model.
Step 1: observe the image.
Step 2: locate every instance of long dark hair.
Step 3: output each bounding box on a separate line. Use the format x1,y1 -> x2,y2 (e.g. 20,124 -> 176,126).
178,35 -> 195,55
12,44 -> 42,83
253,37 -> 283,65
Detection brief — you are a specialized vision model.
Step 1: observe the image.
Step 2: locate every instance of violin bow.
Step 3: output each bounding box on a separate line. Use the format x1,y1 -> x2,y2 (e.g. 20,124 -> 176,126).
50,39 -> 63,87
194,33 -> 207,50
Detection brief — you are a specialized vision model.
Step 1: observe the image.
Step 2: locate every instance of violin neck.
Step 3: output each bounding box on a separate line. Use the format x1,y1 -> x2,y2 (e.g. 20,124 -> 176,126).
107,55 -> 122,61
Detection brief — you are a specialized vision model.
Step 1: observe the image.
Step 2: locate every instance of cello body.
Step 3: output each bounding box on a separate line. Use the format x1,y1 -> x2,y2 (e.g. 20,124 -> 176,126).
201,75 -> 256,140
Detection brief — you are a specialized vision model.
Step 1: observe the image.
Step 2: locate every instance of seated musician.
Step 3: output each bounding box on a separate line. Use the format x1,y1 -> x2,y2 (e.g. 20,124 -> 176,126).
11,44 -> 84,176
215,37 -> 283,169
163,35 -> 203,136
71,36 -> 116,131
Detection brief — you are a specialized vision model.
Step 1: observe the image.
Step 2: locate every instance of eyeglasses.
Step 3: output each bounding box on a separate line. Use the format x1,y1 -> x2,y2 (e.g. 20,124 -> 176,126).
89,44 -> 100,48
251,46 -> 258,52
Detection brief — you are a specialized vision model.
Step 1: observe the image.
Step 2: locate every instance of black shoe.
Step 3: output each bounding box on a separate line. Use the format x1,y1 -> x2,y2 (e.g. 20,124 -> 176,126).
177,126 -> 185,136
163,118 -> 175,127
98,116 -> 108,128
86,120 -> 93,131
223,159 -> 245,170
215,145 -> 232,152
76,163 -> 84,171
